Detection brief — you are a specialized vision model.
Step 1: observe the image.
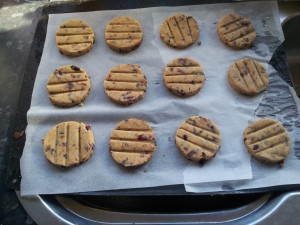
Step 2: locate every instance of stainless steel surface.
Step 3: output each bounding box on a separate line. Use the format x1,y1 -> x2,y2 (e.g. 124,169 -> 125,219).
17,191 -> 270,224
17,2 -> 300,225
17,191 -> 300,225
55,194 -> 270,223
17,192 -> 73,225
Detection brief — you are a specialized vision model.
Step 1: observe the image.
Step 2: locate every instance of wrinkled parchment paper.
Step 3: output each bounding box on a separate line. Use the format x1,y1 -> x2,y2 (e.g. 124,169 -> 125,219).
21,1 -> 296,196
185,72 -> 300,193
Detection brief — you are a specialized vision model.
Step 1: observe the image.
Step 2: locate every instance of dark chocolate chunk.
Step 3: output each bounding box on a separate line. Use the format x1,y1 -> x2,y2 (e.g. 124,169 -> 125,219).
240,20 -> 250,26
70,65 -> 80,71
199,158 -> 207,166
187,150 -> 197,158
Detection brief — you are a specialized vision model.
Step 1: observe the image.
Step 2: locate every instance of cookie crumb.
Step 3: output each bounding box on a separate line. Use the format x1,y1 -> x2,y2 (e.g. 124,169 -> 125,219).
13,131 -> 25,139
79,103 -> 84,107
279,161 -> 284,168
197,41 -> 201,46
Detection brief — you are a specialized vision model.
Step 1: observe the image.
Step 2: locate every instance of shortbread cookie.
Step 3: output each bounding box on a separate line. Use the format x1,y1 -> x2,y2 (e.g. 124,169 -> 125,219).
243,118 -> 291,164
228,58 -> 269,95
104,64 -> 147,105
163,58 -> 205,97
109,118 -> 156,167
160,14 -> 199,49
217,14 -> 256,49
56,19 -> 95,56
105,17 -> 143,52
47,65 -> 91,107
43,121 -> 95,167
176,116 -> 221,164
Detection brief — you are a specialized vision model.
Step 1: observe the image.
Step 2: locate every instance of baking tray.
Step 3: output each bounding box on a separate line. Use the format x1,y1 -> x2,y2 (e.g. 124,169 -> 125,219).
6,0 -> 298,196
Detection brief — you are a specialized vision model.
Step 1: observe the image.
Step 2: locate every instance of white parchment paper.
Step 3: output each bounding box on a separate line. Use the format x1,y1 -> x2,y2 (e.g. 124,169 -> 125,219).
20,1 -> 292,196
185,71 -> 300,193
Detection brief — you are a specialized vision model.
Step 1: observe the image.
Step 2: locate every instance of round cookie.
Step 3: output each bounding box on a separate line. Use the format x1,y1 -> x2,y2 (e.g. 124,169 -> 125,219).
228,58 -> 269,95
243,118 -> 291,164
104,64 -> 147,105
160,14 -> 199,49
56,19 -> 95,57
217,13 -> 256,49
47,65 -> 91,107
175,116 -> 221,164
43,121 -> 95,167
109,118 -> 156,167
163,58 -> 205,97
105,17 -> 143,52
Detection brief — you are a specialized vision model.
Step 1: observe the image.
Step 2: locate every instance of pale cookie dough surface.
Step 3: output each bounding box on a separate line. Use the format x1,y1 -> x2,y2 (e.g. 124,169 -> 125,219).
176,116 -> 221,164
104,64 -> 147,105
43,121 -> 95,167
110,118 -> 156,167
160,14 -> 199,49
228,58 -> 269,95
56,19 -> 95,57
47,65 -> 91,107
105,17 -> 143,52
163,57 -> 205,97
217,13 -> 256,49
243,118 -> 291,164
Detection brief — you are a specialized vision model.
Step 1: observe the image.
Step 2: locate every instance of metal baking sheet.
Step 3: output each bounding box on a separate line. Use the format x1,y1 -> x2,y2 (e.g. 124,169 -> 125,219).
7,0 -> 300,196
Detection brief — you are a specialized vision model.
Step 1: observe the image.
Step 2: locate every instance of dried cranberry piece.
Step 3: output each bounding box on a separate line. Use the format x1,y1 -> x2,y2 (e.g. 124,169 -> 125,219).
67,83 -> 74,89
138,134 -> 148,141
